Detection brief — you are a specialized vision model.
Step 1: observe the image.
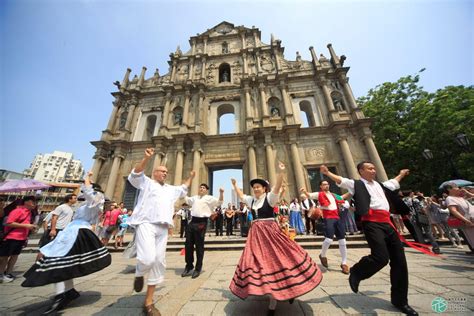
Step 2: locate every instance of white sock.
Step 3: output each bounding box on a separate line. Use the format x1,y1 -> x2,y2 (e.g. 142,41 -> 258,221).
321,238 -> 333,257
338,239 -> 347,264
55,279 -> 74,295
269,296 -> 277,309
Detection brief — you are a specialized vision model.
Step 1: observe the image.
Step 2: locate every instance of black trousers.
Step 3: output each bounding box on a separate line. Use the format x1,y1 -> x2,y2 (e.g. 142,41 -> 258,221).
215,215 -> 223,236
38,228 -> 62,248
303,210 -> 316,234
180,219 -> 187,238
352,221 -> 409,306
185,218 -> 207,272
226,217 -> 233,235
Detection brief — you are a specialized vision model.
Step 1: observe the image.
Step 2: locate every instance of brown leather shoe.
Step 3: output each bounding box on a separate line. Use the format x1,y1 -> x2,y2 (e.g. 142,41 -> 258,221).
340,264 -> 349,274
319,254 -> 328,268
133,276 -> 144,292
143,304 -> 161,316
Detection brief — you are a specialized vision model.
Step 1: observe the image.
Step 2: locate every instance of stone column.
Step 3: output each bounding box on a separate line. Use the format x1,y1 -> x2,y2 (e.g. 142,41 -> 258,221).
327,43 -> 340,67
106,101 -> 120,131
242,53 -> 248,75
244,86 -> 252,119
309,46 -> 321,68
255,52 -> 262,74
90,156 -> 105,183
190,147 -> 202,196
161,94 -> 172,129
188,58 -> 194,81
153,152 -> 165,170
259,84 -> 269,117
280,84 -> 294,124
253,31 -> 258,47
174,149 -> 185,185
264,133 -> 276,185
363,133 -> 388,181
247,145 -> 257,180
241,32 -> 246,49
191,38 -> 196,55
320,80 -> 336,112
137,67 -> 147,88
170,60 -> 177,82
105,154 -> 123,199
340,74 -> 358,110
129,103 -> 142,140
125,101 -> 138,132
203,37 -> 208,54
290,142 -> 305,191
201,57 -> 206,80
273,49 -> 281,72
120,68 -> 131,92
337,135 -> 358,179
195,90 -> 204,128
182,90 -> 191,126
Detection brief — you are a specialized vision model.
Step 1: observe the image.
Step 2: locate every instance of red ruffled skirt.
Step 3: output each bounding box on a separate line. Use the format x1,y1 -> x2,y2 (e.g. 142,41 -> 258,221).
229,220 -> 322,300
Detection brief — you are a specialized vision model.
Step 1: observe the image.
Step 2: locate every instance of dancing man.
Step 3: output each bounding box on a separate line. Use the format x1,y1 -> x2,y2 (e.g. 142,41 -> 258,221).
301,180 -> 349,274
321,162 -> 418,315
181,184 -> 223,279
128,148 -> 195,316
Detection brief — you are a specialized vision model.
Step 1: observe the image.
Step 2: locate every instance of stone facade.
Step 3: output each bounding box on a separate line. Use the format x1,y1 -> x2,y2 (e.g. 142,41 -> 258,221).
91,22 -> 387,206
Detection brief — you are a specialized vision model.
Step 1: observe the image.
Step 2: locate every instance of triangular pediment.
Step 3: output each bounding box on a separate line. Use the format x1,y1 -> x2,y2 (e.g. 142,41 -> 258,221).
198,21 -> 252,38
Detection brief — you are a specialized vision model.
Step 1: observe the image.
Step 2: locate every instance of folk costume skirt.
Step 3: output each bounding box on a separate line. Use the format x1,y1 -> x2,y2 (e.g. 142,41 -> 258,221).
229,219 -> 322,300
22,228 -> 111,287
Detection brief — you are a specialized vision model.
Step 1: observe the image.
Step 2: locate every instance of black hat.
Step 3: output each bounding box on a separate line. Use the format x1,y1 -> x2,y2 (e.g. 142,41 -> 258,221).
250,178 -> 269,188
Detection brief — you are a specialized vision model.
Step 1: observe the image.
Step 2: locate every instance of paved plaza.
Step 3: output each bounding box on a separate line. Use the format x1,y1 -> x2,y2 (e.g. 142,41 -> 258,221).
0,243 -> 473,315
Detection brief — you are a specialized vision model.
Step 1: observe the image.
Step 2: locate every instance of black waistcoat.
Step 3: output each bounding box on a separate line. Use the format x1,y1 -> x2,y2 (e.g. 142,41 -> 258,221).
353,180 -> 410,216
250,195 -> 275,219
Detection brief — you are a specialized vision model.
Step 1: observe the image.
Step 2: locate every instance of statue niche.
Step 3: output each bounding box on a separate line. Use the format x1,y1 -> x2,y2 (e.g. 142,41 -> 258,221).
219,63 -> 231,83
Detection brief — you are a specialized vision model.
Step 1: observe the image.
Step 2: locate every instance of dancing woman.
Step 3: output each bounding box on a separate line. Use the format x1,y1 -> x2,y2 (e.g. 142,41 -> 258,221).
22,172 -> 111,315
229,162 -> 322,315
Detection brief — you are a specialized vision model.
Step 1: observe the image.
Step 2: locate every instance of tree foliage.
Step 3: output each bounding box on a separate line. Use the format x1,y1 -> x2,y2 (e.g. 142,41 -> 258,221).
358,70 -> 474,194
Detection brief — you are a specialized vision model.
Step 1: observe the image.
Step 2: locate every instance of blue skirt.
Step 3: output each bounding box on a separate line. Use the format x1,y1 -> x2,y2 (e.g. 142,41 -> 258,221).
289,211 -> 305,234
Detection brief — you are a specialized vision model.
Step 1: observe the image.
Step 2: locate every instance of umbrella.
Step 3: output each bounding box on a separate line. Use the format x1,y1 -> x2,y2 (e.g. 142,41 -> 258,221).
438,179 -> 473,190
0,179 -> 51,193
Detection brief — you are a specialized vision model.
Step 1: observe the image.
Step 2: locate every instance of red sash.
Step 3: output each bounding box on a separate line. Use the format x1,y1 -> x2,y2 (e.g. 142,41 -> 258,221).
322,209 -> 339,219
362,209 -> 439,257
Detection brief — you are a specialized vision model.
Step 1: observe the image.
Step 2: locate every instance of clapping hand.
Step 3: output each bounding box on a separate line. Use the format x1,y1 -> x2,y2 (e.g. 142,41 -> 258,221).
144,148 -> 155,158
399,169 -> 410,177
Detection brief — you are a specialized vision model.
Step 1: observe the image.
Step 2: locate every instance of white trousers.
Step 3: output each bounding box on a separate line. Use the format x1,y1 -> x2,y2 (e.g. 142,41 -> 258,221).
135,222 -> 168,285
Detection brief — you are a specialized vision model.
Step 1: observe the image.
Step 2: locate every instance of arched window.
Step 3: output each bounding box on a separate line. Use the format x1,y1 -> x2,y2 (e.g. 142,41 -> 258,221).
172,106 -> 183,126
268,97 -> 282,118
143,115 -> 157,141
219,63 -> 231,83
217,104 -> 235,134
331,91 -> 346,112
299,101 -> 315,127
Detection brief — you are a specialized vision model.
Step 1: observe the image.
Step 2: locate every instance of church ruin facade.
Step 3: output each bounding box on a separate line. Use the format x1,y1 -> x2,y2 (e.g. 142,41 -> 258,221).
90,22 -> 387,206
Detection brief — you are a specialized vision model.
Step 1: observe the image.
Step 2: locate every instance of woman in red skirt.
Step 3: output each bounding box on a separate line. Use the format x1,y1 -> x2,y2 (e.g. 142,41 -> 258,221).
229,162 -> 322,315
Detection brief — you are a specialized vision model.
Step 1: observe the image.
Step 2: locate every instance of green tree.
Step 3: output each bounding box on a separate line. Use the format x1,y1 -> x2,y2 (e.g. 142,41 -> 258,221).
358,70 -> 474,194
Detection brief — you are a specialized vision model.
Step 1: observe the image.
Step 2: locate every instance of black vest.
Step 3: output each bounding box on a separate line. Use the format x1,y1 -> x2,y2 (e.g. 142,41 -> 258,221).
353,180 -> 410,216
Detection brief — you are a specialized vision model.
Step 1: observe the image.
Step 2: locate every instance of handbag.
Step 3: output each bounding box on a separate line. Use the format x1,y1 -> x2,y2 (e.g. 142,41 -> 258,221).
309,206 -> 322,220
123,233 -> 137,259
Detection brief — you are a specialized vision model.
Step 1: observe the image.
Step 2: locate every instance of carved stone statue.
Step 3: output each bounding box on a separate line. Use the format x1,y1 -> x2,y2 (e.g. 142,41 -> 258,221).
175,45 -> 182,57
222,42 -> 229,54
296,51 -> 302,62
271,105 -> 280,117
174,111 -> 183,125
333,97 -> 345,112
222,70 -> 230,82
119,111 -> 128,129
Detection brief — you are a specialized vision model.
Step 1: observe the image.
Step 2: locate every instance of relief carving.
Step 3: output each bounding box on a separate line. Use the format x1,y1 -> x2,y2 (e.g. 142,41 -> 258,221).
305,147 -> 326,161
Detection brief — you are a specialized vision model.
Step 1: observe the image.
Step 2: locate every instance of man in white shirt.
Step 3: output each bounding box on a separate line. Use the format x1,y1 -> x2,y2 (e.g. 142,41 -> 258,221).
300,194 -> 316,235
182,183 -> 224,279
176,203 -> 190,238
301,181 -> 349,274
321,162 -> 417,316
128,148 -> 195,316
44,194 -> 77,246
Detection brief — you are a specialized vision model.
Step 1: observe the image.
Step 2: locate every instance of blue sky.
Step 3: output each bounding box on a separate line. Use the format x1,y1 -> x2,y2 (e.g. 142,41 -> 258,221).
1,0 -> 473,201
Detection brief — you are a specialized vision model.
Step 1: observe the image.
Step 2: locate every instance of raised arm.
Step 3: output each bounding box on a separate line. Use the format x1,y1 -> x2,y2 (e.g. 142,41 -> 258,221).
393,169 -> 410,183
320,165 -> 342,184
182,170 -> 196,188
218,188 -> 224,203
271,162 -> 286,195
300,187 -> 310,199
231,178 -> 245,200
84,170 -> 93,187
134,148 -> 154,173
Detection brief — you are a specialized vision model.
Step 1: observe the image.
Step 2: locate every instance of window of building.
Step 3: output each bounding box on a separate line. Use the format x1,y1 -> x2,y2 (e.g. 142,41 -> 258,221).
217,104 -> 236,134
143,115 -> 157,141
299,100 -> 315,127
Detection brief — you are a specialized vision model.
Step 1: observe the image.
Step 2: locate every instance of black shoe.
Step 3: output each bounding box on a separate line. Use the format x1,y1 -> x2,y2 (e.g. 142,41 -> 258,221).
133,276 -> 144,292
191,270 -> 200,279
42,293 -> 71,315
393,304 -> 418,315
267,309 -> 275,316
349,270 -> 360,293
433,247 -> 442,254
181,268 -> 193,277
65,288 -> 80,300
